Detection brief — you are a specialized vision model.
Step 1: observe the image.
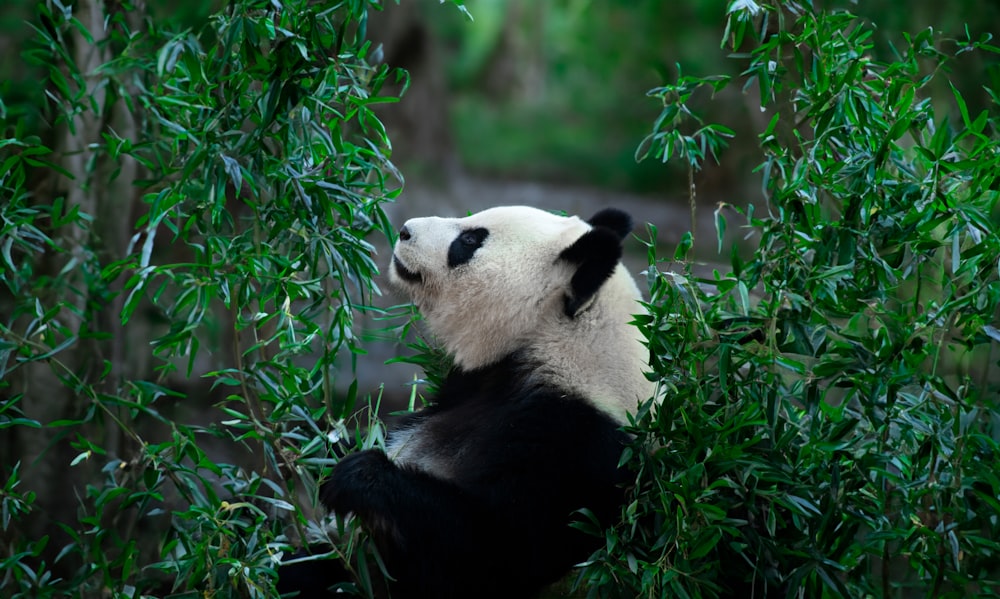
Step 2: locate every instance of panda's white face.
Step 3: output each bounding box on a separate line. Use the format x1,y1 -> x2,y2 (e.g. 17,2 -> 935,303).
388,205 -> 655,423
389,206 -> 588,369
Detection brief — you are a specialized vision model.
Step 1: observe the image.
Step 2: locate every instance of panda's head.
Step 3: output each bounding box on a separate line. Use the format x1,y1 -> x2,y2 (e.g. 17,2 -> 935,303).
389,205 -> 653,422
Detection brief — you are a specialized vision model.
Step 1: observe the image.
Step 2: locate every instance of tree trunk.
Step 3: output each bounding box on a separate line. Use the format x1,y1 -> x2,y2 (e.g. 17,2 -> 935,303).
11,0 -> 149,574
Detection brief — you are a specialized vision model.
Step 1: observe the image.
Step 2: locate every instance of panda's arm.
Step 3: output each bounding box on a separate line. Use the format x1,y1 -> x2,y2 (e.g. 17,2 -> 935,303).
321,449 -> 490,545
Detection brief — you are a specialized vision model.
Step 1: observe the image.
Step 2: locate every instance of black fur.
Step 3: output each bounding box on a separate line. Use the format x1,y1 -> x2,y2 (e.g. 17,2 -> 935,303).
447,227 -> 489,268
280,355 -> 631,598
557,209 -> 633,317
275,548 -> 354,597
558,226 -> 625,317
586,208 -> 633,241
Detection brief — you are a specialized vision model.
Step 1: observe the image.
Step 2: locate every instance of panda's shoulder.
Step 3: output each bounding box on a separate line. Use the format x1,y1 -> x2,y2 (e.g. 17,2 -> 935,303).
432,355 -> 619,426
436,360 -> 517,403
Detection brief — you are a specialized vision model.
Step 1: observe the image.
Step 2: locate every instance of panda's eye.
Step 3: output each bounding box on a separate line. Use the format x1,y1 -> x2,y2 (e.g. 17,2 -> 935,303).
448,227 -> 489,268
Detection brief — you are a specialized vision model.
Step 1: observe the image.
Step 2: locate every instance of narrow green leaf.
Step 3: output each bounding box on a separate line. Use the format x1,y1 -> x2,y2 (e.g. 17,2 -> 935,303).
950,81 -> 971,127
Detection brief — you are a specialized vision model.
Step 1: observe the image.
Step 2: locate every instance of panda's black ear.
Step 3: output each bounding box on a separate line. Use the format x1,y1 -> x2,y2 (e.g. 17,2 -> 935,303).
558,227 -> 623,318
587,208 -> 633,241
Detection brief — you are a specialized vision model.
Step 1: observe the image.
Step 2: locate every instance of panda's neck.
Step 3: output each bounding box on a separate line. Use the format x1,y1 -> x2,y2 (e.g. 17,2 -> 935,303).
443,324 -> 651,427
528,281 -> 654,425
436,354 -> 532,406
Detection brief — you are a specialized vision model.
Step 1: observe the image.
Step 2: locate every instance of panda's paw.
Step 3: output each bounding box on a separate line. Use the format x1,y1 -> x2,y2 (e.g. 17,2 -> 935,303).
320,449 -> 394,515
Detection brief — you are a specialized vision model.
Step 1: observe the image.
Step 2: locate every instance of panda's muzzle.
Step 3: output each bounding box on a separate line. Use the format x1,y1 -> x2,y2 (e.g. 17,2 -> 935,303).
393,255 -> 423,284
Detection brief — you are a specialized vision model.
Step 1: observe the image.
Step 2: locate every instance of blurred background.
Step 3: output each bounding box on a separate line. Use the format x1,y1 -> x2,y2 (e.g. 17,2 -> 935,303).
6,0 -> 998,233
352,0 -> 1000,238
357,0 -> 1000,188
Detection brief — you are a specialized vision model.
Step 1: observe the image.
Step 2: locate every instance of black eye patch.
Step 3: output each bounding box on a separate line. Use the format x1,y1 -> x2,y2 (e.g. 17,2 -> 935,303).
447,227 -> 489,268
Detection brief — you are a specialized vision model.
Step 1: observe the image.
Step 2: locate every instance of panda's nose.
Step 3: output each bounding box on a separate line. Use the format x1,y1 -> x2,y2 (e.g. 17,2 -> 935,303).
398,225 -> 412,241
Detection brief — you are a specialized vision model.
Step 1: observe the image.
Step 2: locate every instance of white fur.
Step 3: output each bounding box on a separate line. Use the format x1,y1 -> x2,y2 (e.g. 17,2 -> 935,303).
388,206 -> 654,425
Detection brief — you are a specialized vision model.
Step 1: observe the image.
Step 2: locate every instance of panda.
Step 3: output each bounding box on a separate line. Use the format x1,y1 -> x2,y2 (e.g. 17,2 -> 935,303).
279,205 -> 655,598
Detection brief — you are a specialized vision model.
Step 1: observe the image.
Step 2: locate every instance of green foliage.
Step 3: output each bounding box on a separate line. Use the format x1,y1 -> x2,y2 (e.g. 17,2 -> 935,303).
0,0 -> 413,596
582,3 -> 1000,598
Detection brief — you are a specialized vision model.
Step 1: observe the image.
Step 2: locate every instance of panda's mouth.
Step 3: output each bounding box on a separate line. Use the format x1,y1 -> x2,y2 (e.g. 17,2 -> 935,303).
393,255 -> 423,284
